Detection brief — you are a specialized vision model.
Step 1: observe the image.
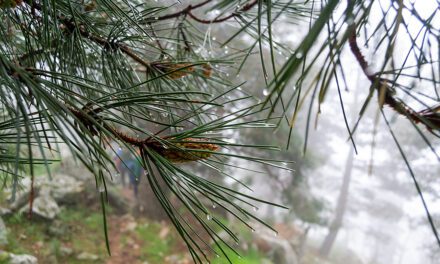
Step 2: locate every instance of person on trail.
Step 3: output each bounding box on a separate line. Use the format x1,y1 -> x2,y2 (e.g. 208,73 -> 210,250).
114,148 -> 143,197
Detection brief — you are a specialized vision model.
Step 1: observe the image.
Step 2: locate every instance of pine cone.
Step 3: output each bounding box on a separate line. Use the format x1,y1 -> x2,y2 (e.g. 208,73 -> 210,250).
150,138 -> 220,163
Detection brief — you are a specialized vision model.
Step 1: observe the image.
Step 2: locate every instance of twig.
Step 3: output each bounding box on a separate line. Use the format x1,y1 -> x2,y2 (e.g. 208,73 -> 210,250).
154,0 -> 258,24
155,0 -> 213,21
348,26 -> 440,132
68,106 -> 220,163
24,0 -> 150,67
187,0 -> 258,24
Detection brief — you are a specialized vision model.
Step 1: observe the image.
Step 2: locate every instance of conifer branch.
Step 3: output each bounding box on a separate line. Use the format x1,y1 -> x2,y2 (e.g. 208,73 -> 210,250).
154,0 -> 258,24
349,26 -> 440,133
23,0 -> 151,67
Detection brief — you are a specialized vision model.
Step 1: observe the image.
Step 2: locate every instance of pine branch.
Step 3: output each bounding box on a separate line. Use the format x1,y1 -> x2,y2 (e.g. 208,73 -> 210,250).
23,0 -> 151,68
153,0 -> 258,24
187,0 -> 258,24
348,26 -> 440,133
69,106 -> 221,163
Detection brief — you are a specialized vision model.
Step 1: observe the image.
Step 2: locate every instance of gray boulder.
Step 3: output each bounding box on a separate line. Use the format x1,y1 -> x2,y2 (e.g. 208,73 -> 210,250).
252,229 -> 298,264
0,207 -> 12,216
35,174 -> 84,205
0,251 -> 38,264
76,252 -> 99,261
9,253 -> 38,264
19,191 -> 60,220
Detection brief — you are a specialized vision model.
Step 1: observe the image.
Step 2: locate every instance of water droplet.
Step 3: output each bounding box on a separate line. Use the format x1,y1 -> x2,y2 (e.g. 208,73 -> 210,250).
215,254 -> 220,258
295,52 -> 303,59
212,203 -> 217,209
206,214 -> 211,221
263,89 -> 269,96
274,231 -> 279,237
98,186 -> 105,192
253,206 -> 259,212
251,228 -> 255,233
212,37 -> 216,41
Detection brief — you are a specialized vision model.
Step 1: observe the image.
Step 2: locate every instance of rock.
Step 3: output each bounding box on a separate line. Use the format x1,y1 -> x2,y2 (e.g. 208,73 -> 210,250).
105,187 -> 129,215
8,187 -> 40,211
7,252 -> 38,264
252,227 -> 298,264
35,241 -> 44,249
35,174 -> 84,205
123,221 -> 137,232
76,252 -> 99,261
0,216 -> 8,246
47,221 -> 68,237
0,207 -> 12,216
4,174 -> 84,211
159,225 -> 170,239
59,246 -> 73,257
164,254 -> 192,264
19,191 -> 60,220
164,255 -> 180,263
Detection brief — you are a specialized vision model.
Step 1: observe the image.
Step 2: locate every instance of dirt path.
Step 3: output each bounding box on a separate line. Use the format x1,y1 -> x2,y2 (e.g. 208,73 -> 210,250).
105,214 -> 144,264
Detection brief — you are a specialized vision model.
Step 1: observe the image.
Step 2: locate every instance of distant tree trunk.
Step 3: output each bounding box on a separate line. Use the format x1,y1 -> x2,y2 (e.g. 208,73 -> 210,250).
319,73 -> 361,258
318,146 -> 354,257
297,225 -> 310,264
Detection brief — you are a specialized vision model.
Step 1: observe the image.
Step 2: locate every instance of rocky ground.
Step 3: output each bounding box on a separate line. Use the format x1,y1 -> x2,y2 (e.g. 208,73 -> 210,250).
0,169 -> 361,264
0,172 -> 274,264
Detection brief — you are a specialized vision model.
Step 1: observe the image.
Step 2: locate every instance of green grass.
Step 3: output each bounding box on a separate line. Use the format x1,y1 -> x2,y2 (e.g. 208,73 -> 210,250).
135,222 -> 175,263
3,208 -> 106,263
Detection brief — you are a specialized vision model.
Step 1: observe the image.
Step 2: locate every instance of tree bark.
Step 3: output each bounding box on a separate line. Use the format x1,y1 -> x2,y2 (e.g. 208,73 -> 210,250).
318,145 -> 354,257
319,69 -> 362,258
